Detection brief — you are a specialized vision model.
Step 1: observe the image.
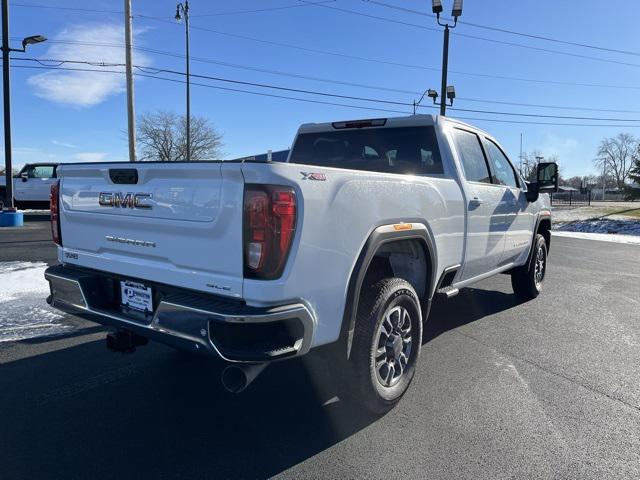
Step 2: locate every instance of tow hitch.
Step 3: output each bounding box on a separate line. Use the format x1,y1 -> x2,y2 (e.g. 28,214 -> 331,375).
106,330 -> 149,353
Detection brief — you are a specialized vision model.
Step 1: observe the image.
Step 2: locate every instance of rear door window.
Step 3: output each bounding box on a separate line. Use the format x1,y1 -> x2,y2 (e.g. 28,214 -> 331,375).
452,129 -> 492,184
289,126 -> 443,175
484,139 -> 519,188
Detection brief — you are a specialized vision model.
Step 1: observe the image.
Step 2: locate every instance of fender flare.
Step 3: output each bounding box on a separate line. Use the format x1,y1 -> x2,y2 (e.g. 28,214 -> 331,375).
525,213 -> 552,269
340,224 -> 437,359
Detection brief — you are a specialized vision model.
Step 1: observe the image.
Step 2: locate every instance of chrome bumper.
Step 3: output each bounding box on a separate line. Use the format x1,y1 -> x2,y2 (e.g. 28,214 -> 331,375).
45,265 -> 314,363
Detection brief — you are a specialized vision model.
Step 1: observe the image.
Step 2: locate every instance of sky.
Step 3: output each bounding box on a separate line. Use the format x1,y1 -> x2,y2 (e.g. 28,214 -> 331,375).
3,0 -> 640,177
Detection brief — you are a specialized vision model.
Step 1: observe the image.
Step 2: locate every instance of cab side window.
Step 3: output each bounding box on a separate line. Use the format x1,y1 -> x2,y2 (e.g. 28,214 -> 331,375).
484,140 -> 519,188
28,165 -> 55,179
452,129 -> 492,184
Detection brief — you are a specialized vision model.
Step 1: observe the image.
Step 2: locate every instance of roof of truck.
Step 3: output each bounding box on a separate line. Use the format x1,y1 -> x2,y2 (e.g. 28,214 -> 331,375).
297,114 -> 491,137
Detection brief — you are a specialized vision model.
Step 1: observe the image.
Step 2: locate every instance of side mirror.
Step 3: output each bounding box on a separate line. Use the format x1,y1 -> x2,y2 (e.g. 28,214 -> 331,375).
536,162 -> 559,193
20,172 -> 28,182
525,162 -> 559,202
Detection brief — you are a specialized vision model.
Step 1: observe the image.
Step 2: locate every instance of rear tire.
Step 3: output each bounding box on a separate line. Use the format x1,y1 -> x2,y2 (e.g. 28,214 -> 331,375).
344,278 -> 422,414
511,234 -> 547,300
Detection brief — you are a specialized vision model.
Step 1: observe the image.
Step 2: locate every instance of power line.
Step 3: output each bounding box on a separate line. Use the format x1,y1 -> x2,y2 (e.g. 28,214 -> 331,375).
14,56 -> 640,123
13,57 -> 415,108
13,2 -> 122,14
364,0 -> 640,58
12,64 -> 410,115
130,19 -> 640,92
15,0 -> 640,61
301,1 -> 640,69
14,2 -> 640,73
456,97 -> 640,115
15,37 -> 640,114
454,116 -> 640,128
12,1 -> 336,17
13,63 -> 640,128
137,14 -> 443,72
191,1 -> 335,17
14,37 -> 640,109
15,39 -> 640,113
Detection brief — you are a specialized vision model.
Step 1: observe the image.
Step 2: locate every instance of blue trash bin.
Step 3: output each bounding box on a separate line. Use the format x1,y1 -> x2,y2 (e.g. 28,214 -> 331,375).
0,211 -> 24,227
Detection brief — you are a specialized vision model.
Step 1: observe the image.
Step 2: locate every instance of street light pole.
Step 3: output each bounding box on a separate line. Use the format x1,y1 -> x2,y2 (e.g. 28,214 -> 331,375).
432,0 -> 462,117
176,1 -> 190,161
1,0 -> 46,210
439,24 -> 450,116
2,0 -> 14,209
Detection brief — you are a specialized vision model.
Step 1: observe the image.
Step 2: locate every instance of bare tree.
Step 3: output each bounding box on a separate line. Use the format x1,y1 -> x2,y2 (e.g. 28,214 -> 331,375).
520,150 -> 542,181
137,111 -> 223,161
520,151 -> 559,182
593,133 -> 638,189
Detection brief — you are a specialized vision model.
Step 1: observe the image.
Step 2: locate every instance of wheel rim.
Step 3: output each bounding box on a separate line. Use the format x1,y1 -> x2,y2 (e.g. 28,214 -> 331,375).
374,305 -> 413,388
534,245 -> 546,288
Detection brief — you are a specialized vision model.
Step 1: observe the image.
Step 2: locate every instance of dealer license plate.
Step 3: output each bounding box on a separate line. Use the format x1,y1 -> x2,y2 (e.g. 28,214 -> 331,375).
120,280 -> 153,312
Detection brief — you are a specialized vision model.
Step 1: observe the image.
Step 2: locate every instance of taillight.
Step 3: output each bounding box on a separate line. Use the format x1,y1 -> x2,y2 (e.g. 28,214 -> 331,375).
50,180 -> 62,246
243,185 -> 296,279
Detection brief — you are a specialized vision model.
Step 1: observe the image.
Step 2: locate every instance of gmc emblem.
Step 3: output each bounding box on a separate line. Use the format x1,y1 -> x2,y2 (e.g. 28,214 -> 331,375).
98,192 -> 153,209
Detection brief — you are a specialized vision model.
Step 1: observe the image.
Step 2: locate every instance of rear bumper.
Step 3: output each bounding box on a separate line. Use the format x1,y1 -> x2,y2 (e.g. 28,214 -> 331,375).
44,264 -> 315,363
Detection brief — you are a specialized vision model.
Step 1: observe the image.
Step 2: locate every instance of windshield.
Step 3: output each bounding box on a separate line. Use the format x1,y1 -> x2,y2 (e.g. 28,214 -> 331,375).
289,126 -> 443,175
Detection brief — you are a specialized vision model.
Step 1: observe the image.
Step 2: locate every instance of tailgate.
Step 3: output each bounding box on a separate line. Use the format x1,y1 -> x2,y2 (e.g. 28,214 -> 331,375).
58,162 -> 245,298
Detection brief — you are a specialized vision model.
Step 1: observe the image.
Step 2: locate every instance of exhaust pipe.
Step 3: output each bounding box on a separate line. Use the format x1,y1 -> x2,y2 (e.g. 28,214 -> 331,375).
221,363 -> 267,393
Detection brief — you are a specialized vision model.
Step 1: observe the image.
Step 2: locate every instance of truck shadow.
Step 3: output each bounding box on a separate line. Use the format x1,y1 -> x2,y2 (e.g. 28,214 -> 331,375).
1,287 -> 523,479
424,287 -> 524,344
0,338 -> 376,479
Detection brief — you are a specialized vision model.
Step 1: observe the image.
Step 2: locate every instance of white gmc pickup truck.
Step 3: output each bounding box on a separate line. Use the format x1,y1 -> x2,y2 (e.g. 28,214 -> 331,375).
45,115 -> 557,412
0,162 -> 59,209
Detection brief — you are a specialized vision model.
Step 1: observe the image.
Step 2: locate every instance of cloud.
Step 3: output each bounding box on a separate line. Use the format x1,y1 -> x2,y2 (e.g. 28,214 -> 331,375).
51,140 -> 78,148
74,152 -> 107,162
27,23 -> 150,107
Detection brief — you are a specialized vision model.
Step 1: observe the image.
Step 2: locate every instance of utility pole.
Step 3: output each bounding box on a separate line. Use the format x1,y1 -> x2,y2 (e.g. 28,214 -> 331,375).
2,0 -> 46,211
519,133 -> 523,175
2,0 -> 13,208
176,1 -> 190,161
124,0 -> 136,162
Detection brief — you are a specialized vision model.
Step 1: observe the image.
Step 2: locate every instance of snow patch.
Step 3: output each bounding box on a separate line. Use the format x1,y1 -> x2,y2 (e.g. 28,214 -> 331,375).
552,231 -> 640,245
0,261 -> 73,342
557,218 -> 640,236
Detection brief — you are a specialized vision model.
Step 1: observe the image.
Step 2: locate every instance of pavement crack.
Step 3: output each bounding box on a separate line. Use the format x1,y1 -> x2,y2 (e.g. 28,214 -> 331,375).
452,329 -> 640,414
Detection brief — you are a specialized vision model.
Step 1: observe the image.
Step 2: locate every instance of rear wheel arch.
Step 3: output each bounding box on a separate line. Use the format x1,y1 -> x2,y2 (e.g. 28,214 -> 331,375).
340,224 -> 437,359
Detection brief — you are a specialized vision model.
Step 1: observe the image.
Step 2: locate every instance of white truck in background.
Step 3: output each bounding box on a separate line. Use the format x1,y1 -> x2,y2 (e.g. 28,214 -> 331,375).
44,115 -> 558,413
0,162 -> 59,209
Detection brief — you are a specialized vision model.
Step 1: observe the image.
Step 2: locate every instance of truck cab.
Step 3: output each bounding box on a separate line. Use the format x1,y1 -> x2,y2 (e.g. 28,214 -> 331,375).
0,162 -> 59,209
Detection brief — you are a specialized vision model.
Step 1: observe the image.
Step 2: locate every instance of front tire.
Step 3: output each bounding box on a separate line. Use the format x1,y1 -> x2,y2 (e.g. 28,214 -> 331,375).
345,278 -> 423,414
511,233 -> 547,299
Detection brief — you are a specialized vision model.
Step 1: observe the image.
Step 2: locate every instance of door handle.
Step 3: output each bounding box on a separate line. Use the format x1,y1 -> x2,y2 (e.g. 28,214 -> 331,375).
469,197 -> 483,207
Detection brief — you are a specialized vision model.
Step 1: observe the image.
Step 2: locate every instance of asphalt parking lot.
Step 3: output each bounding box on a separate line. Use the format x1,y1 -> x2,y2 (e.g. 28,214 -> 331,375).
1,217 -> 639,479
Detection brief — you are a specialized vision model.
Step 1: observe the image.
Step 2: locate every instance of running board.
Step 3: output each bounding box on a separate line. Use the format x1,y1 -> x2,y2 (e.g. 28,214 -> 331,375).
435,264 -> 461,299
436,286 -> 459,299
